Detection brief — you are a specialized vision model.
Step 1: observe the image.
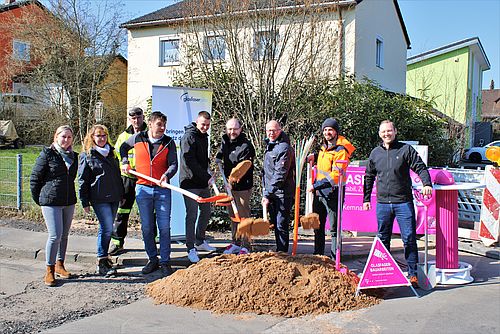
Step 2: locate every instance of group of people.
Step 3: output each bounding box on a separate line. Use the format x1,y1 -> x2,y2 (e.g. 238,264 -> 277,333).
30,107 -> 432,289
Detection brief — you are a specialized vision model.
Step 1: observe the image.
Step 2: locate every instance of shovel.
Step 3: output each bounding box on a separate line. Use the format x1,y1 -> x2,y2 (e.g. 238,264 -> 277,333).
129,170 -> 230,203
216,161 -> 241,222
414,190 -> 436,291
208,171 -> 232,207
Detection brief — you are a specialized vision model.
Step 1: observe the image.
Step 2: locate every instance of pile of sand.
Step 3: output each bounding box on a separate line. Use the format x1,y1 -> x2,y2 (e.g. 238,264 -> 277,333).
146,252 -> 380,317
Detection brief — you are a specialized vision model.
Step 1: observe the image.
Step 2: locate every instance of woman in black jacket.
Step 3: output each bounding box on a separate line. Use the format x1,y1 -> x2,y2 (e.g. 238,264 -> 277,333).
30,125 -> 78,287
78,124 -> 124,276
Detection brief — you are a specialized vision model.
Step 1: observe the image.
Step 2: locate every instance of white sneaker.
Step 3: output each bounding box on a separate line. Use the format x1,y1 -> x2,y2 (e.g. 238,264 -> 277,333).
238,247 -> 249,255
195,240 -> 216,252
223,244 -> 241,254
187,248 -> 200,263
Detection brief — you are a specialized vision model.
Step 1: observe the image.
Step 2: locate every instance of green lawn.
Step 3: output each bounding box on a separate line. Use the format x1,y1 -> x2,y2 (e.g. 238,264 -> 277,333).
0,146 -> 41,209
0,145 -> 140,220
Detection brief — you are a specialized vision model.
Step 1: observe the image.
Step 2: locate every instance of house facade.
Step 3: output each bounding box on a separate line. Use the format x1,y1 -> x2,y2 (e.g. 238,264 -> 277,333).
121,0 -> 410,112
481,86 -> 500,140
0,0 -> 48,94
406,37 -> 491,147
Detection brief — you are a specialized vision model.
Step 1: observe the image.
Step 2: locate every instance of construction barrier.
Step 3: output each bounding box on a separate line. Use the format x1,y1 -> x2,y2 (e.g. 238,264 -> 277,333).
479,165 -> 500,246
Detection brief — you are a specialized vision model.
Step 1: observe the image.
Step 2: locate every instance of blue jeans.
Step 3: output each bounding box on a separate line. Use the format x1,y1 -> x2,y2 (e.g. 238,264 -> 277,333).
41,205 -> 75,265
136,185 -> 172,264
92,202 -> 119,258
376,202 -> 419,276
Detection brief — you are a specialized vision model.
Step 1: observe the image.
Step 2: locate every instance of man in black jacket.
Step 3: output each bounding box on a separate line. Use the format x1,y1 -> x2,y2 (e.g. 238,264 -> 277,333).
109,107 -> 147,255
179,111 -> 214,263
363,120 -> 432,287
216,118 -> 256,255
262,120 -> 295,252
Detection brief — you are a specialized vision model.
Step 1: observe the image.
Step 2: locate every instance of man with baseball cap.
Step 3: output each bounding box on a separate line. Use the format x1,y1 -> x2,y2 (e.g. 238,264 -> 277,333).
307,117 -> 355,257
109,107 -> 147,255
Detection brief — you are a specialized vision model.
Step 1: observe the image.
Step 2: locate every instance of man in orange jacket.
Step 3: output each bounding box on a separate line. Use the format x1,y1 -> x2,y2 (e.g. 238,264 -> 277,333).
308,118 -> 355,257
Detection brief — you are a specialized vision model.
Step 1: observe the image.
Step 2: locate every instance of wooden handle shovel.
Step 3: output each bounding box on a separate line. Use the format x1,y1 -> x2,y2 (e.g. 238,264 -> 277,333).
216,161 -> 241,222
128,170 -> 230,203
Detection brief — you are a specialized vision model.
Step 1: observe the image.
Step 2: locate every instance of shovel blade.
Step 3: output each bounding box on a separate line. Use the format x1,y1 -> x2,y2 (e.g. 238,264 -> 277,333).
417,263 -> 437,291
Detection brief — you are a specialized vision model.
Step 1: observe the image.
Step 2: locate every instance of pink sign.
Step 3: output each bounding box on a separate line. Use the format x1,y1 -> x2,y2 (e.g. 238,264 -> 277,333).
357,237 -> 410,289
341,166 -> 436,235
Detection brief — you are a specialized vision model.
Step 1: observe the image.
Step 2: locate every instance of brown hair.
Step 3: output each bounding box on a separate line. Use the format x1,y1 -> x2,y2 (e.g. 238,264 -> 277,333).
83,124 -> 111,154
198,110 -> 211,120
53,125 -> 73,143
380,120 -> 396,130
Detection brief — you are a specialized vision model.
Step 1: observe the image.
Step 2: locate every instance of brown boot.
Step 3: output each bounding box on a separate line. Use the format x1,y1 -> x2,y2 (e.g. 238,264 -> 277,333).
55,260 -> 71,278
44,265 -> 56,287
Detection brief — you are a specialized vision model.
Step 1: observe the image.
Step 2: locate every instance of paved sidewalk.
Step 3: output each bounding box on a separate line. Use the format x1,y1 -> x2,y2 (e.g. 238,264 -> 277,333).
1,226 -> 498,334
0,226 -> 430,267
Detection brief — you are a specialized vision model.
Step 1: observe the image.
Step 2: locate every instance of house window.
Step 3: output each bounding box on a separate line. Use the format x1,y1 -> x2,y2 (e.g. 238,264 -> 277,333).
376,37 -> 384,69
203,35 -> 226,62
254,30 -> 279,60
13,40 -> 30,62
160,38 -> 180,66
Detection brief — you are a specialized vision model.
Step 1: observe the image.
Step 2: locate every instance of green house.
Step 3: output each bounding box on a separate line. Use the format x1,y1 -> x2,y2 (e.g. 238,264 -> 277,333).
406,37 -> 490,147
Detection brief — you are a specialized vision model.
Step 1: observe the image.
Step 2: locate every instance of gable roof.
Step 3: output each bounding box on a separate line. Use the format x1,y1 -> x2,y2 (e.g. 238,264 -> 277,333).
121,0 -> 357,28
407,37 -> 491,70
0,0 -> 45,13
121,0 -> 410,48
481,89 -> 500,119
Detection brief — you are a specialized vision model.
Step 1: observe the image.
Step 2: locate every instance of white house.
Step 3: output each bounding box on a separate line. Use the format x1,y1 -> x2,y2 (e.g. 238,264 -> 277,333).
121,0 -> 410,111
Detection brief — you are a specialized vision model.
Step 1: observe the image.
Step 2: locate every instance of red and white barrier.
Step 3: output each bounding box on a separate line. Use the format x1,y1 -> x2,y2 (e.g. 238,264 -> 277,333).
479,166 -> 500,246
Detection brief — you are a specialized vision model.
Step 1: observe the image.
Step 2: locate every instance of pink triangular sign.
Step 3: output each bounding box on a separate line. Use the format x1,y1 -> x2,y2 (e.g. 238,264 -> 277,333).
357,237 -> 410,290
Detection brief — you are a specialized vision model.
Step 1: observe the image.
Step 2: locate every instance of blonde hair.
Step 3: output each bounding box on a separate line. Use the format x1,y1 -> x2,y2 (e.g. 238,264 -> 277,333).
53,125 -> 73,143
83,124 -> 110,153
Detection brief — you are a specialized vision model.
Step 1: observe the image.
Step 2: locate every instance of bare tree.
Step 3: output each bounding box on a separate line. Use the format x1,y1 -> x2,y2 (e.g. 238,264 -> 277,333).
173,0 -> 345,153
2,0 -> 126,143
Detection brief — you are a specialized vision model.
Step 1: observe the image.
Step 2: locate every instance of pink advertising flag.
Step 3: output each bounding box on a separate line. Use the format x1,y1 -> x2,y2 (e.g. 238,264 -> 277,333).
357,237 -> 410,290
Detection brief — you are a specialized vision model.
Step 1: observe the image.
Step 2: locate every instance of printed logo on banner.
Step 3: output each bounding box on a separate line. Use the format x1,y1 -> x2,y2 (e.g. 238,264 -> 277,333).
358,237 -> 410,289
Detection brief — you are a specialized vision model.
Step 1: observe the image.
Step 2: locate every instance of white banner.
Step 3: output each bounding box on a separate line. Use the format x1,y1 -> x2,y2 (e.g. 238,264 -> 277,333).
152,86 -> 213,238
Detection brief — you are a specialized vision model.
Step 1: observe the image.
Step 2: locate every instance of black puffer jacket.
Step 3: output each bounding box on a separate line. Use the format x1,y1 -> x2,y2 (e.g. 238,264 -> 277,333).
30,146 -> 78,206
363,141 -> 432,203
215,132 -> 255,191
179,122 -> 211,189
78,147 -> 124,208
263,131 -> 296,198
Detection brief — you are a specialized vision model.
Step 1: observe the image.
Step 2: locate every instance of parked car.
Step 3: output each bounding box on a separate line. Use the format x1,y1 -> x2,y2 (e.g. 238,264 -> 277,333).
463,140 -> 500,163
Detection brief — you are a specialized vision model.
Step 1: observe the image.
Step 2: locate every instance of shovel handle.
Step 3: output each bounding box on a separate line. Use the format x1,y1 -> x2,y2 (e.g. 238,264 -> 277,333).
129,170 -> 201,202
216,161 -> 240,221
263,202 -> 268,222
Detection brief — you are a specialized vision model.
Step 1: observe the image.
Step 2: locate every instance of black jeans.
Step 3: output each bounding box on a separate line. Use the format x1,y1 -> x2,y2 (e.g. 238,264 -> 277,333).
268,195 -> 293,252
312,186 -> 344,256
111,176 -> 136,246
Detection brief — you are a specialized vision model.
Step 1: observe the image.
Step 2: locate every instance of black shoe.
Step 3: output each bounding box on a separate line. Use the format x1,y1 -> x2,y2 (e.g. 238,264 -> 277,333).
109,243 -> 124,256
97,258 -> 117,276
160,263 -> 174,277
142,258 -> 159,274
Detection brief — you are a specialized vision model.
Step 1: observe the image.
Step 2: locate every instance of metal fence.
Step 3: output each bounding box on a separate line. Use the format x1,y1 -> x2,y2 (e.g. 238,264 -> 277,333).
0,154 -> 487,223
446,167 -> 485,222
0,154 -> 37,210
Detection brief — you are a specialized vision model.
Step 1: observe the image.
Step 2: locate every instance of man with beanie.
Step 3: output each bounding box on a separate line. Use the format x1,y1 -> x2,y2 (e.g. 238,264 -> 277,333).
262,120 -> 295,252
308,117 -> 355,256
179,111 -> 215,263
363,120 -> 432,288
109,107 -> 147,255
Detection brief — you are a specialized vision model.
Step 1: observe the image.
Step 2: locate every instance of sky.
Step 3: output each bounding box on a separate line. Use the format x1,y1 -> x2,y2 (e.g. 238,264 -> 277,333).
108,0 -> 500,89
